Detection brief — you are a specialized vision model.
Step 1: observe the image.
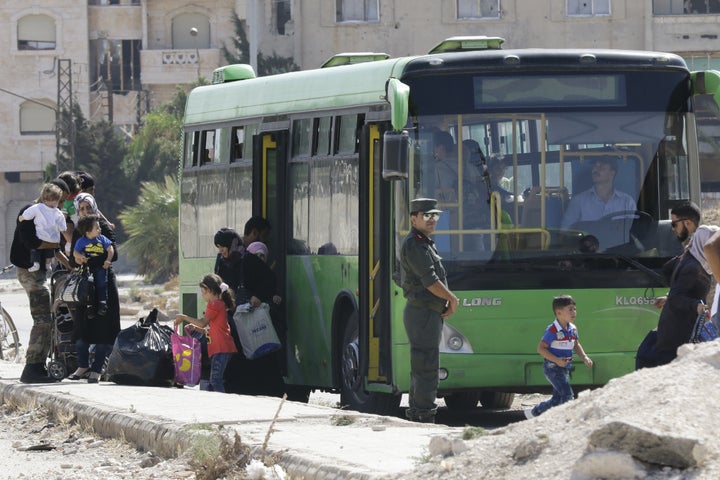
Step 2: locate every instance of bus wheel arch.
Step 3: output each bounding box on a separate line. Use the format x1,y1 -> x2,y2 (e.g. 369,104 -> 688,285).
339,310 -> 363,406
333,298 -> 400,415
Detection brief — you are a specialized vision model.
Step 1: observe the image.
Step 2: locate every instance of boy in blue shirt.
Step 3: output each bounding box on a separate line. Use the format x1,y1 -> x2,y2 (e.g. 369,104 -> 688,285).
525,294 -> 593,418
73,214 -> 114,316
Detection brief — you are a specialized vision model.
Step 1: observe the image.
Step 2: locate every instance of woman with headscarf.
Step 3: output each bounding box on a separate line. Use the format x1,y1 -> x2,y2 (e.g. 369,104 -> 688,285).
213,227 -> 245,298
214,228 -> 277,307
66,193 -> 120,383
647,221 -> 719,368
213,227 -> 285,396
246,241 -> 283,305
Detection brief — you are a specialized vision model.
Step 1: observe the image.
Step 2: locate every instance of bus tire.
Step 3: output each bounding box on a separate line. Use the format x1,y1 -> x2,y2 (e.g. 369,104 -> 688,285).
443,391 -> 481,410
479,391 -> 515,409
339,311 -> 401,415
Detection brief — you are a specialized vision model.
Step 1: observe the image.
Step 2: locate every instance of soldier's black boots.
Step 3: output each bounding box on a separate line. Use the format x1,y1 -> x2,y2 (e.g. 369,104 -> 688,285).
19,363 -> 57,383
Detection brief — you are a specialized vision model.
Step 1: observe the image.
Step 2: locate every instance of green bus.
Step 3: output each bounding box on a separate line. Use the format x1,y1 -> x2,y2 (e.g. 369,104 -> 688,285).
181,37 -> 720,413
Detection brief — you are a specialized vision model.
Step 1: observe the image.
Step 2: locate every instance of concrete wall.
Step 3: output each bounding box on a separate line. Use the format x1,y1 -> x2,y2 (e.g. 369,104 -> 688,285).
0,1 -> 91,264
289,0 -> 652,69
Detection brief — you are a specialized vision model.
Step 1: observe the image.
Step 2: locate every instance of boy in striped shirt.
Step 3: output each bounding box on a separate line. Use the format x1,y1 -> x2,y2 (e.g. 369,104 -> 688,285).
525,295 -> 593,419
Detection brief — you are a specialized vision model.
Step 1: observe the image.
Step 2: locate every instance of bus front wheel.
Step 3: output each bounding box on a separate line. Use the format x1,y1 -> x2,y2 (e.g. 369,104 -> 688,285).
480,391 -> 515,409
443,391 -> 481,410
339,312 -> 400,415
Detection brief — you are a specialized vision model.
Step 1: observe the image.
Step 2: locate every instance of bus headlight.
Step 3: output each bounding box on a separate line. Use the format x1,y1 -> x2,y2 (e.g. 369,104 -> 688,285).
447,335 -> 464,351
440,322 -> 473,354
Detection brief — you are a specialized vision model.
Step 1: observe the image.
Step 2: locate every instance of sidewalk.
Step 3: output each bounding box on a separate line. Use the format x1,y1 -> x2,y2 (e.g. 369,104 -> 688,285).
0,361 -> 461,479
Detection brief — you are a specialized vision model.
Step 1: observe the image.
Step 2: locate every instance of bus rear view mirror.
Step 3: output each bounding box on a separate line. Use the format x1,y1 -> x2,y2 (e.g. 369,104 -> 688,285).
382,131 -> 410,180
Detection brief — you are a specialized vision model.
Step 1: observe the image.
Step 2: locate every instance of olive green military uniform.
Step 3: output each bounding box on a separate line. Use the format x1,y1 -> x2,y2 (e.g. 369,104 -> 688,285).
400,225 -> 448,422
12,201 -> 58,383
16,267 -> 53,364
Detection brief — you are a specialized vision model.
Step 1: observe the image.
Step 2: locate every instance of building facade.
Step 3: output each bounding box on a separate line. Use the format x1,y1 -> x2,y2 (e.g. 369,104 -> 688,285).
1,0 -> 719,262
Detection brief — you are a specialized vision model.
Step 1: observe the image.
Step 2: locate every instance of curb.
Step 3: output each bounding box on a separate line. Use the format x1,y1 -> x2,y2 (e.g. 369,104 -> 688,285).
0,381 -> 398,479
0,382 -> 195,458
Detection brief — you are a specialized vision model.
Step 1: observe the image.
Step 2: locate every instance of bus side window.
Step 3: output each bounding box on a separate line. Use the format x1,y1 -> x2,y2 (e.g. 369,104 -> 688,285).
292,118 -> 312,157
186,131 -> 200,167
314,117 -> 331,156
336,114 -> 363,154
200,130 -> 215,165
232,126 -> 244,162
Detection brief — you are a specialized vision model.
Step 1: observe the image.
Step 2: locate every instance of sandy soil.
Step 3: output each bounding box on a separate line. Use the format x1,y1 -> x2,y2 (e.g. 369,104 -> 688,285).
388,341 -> 720,480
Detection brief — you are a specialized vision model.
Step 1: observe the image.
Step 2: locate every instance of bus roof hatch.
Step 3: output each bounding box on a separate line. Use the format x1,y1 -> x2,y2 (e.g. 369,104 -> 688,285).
321,52 -> 391,68
212,64 -> 256,84
428,36 -> 505,54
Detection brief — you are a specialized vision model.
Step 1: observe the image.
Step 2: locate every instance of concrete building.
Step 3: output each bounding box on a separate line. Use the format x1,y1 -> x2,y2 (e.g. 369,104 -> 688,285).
1,0 -> 720,263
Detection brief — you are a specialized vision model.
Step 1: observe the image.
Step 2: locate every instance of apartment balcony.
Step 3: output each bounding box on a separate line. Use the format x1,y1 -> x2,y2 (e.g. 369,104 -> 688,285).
140,48 -> 222,85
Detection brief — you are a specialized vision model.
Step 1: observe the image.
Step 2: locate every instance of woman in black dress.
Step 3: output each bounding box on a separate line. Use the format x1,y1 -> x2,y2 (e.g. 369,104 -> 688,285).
66,193 -> 120,383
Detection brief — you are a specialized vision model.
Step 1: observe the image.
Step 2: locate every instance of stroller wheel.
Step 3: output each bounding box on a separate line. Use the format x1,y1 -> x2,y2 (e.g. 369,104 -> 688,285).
47,360 -> 66,380
100,355 -> 110,382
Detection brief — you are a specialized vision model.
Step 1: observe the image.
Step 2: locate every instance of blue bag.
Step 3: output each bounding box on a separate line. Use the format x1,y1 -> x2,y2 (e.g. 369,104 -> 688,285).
690,308 -> 719,343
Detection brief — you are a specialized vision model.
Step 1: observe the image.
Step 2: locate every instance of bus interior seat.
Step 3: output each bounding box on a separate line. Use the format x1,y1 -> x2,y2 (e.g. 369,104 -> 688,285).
517,187 -> 567,250
434,209 -> 452,252
521,187 -> 568,229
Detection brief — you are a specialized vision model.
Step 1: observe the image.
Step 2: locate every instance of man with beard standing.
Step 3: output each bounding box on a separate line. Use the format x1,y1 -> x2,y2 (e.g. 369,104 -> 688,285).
636,201 -> 718,368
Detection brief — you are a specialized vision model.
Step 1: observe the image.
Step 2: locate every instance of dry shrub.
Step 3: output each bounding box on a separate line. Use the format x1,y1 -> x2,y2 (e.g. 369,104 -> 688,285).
163,275 -> 179,292
188,431 -> 251,480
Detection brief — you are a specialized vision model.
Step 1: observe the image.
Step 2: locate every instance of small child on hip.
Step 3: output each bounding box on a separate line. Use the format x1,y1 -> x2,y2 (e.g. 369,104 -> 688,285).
19,183 -> 67,272
73,214 -> 114,316
175,273 -> 237,393
525,294 -> 593,419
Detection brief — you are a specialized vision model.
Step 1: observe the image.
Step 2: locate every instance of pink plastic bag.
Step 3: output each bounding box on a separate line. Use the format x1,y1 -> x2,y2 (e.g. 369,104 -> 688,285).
171,325 -> 201,386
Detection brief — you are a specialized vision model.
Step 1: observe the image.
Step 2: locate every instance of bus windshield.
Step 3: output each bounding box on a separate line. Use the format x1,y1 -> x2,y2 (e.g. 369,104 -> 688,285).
398,69 -> 693,290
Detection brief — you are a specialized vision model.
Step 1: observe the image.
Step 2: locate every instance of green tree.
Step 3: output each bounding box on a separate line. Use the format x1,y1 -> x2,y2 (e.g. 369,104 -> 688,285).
221,13 -> 300,75
55,103 -> 131,240
118,175 -> 179,283
122,81 -> 208,187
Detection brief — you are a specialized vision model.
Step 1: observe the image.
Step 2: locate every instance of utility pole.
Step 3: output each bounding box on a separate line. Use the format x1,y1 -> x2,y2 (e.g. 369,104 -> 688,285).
190,27 -> 200,80
55,58 -> 74,174
249,0 -> 258,73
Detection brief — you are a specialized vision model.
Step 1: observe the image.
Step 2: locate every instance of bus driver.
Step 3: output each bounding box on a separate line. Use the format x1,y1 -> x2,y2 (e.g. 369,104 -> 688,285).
561,156 -> 636,228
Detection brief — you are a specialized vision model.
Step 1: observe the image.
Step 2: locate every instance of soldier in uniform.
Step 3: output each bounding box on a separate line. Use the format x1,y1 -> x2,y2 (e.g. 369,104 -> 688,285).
400,198 -> 459,423
11,178 -> 71,383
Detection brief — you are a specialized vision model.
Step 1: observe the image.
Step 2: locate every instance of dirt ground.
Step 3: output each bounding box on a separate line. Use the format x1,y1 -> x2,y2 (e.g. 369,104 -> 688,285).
702,198 -> 720,226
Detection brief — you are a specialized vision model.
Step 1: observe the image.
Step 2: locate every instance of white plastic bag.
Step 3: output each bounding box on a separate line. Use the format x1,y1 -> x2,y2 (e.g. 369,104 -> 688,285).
232,303 -> 281,359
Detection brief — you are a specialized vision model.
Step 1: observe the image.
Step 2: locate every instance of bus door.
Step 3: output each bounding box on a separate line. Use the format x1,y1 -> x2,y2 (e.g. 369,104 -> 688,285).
358,123 -> 394,391
252,130 -> 289,361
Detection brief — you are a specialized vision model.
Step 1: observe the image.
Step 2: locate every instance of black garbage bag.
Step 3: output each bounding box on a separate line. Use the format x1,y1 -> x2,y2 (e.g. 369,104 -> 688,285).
106,308 -> 175,386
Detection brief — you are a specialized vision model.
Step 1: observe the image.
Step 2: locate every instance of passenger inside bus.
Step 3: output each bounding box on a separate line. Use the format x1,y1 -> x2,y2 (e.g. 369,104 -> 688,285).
458,139 -> 488,251
485,154 -> 516,222
431,130 -> 458,202
460,139 -> 486,223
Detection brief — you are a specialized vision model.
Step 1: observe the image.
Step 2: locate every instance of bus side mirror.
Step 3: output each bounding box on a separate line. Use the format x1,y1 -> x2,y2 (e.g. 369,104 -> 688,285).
691,70 -> 720,113
386,78 -> 409,131
382,130 -> 410,180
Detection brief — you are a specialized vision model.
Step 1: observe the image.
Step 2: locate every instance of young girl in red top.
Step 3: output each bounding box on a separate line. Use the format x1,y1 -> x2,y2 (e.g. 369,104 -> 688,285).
175,273 -> 237,392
